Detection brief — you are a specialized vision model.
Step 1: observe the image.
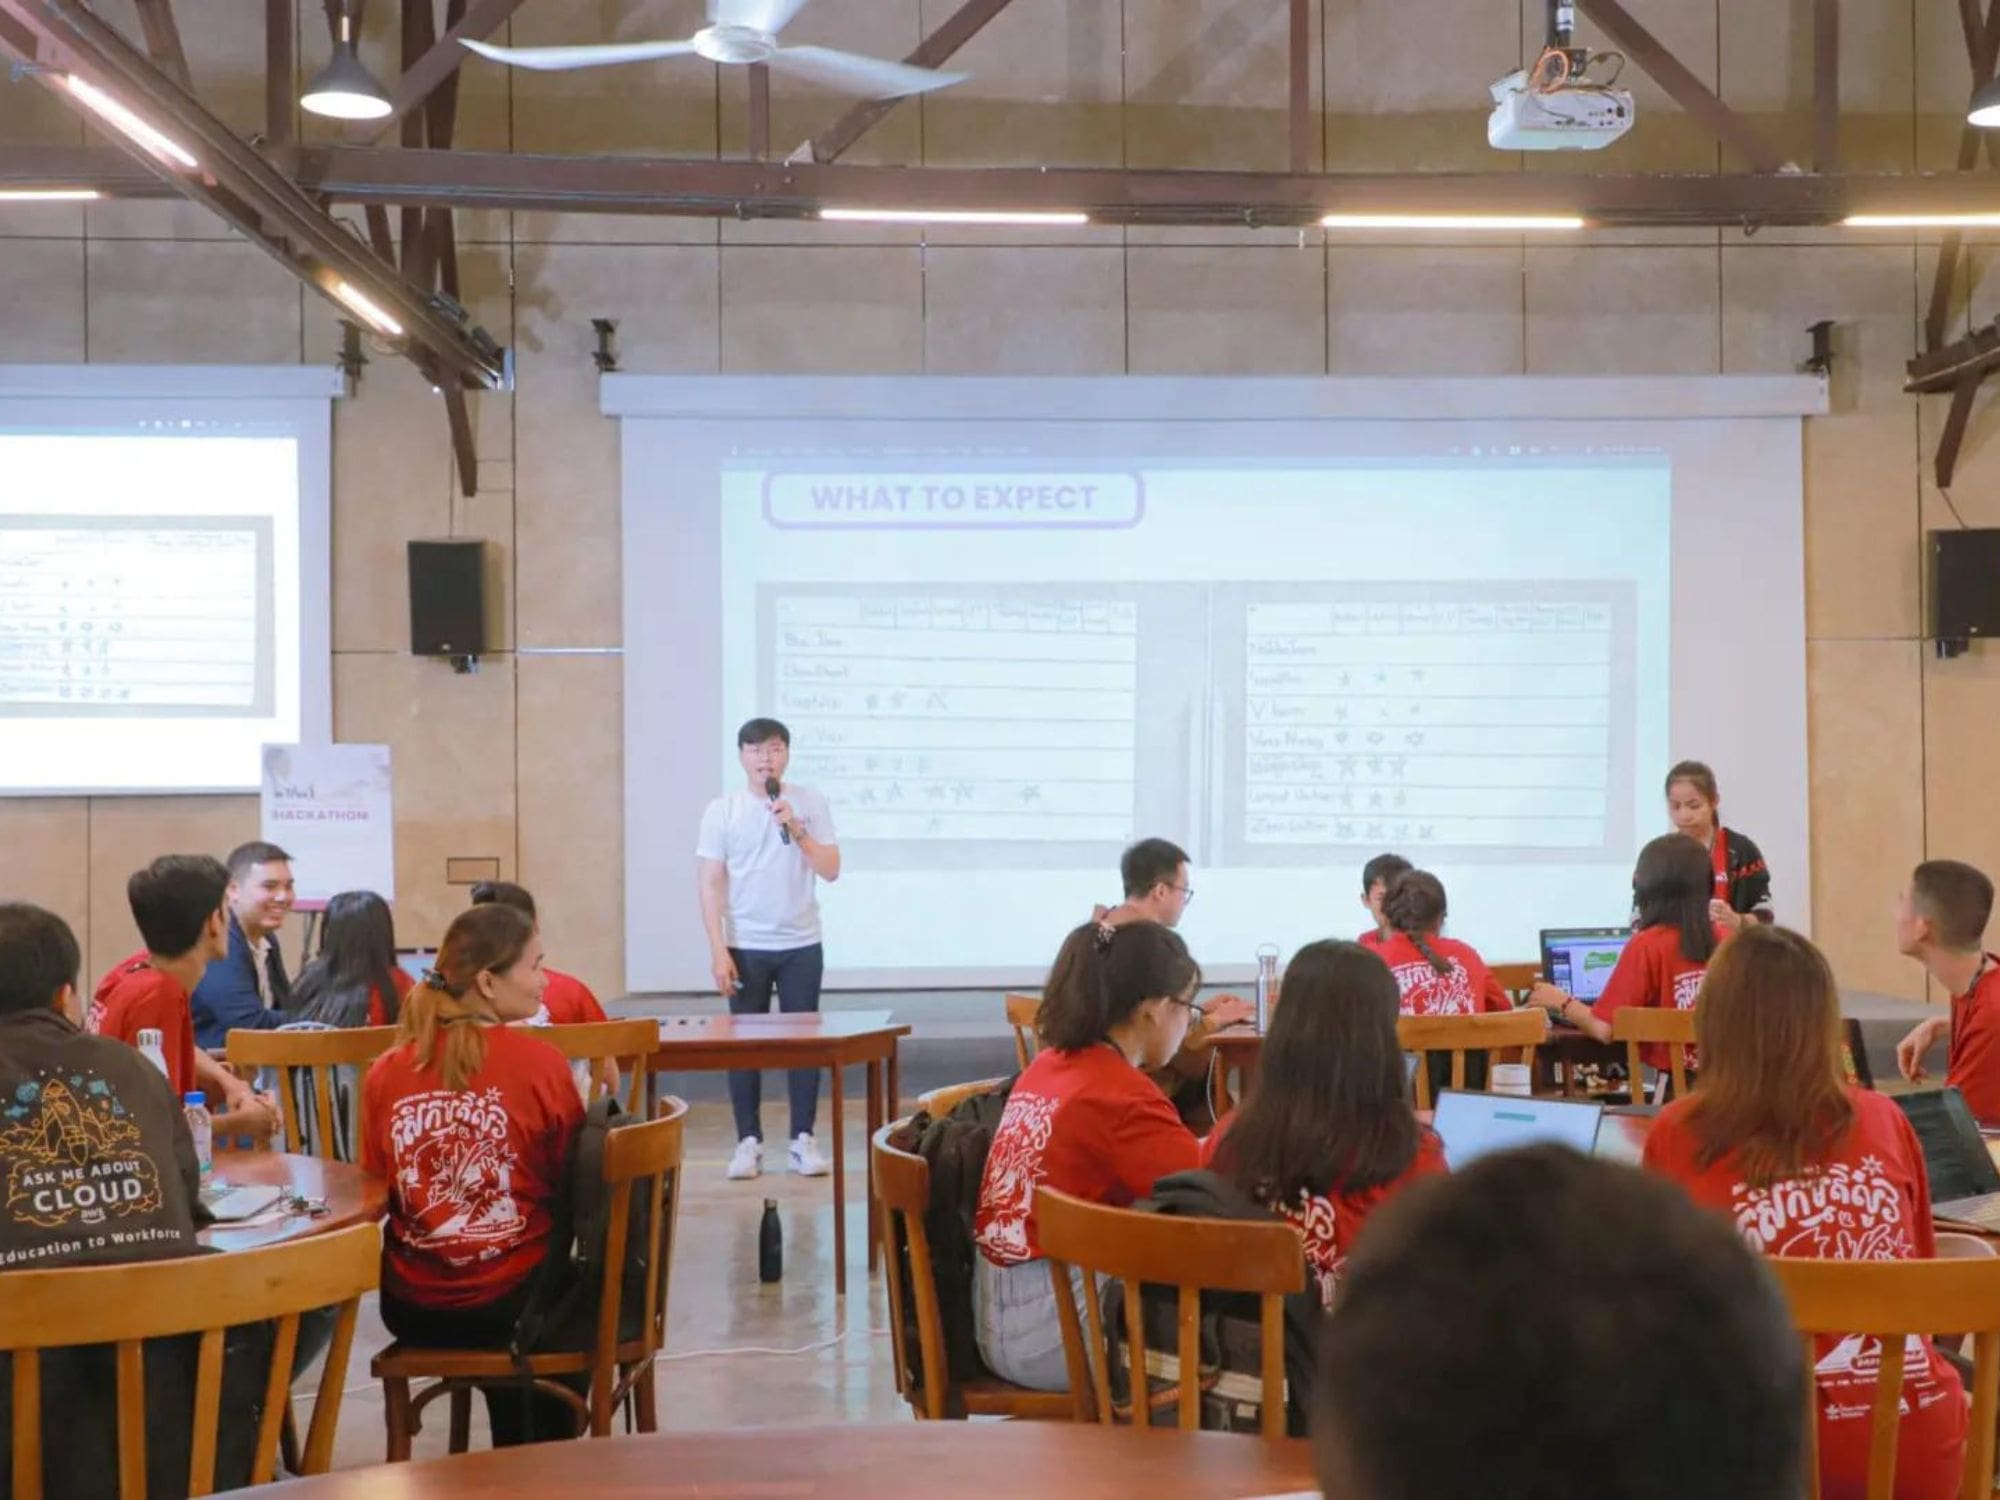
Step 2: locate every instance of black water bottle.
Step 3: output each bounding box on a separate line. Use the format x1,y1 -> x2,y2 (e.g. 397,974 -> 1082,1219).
758,1198 -> 782,1283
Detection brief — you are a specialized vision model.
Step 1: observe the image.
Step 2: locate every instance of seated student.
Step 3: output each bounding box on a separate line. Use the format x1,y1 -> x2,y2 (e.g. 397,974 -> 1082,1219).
1202,939 -> 1446,1308
1315,1145 -> 1805,1500
288,889 -> 412,1028
1373,870 -> 1510,1016
1894,860 -> 2000,1125
1357,853 -> 1412,950
1529,834 -> 1722,1080
470,880 -> 607,1024
0,903 -> 270,1498
191,841 -> 298,1049
361,903 -> 585,1446
972,920 -> 1203,1391
91,855 -> 276,1141
1646,925 -> 1966,1500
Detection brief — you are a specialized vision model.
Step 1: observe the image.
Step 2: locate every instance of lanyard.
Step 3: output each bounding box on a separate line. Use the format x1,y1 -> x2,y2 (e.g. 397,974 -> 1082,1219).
1709,827 -> 1730,898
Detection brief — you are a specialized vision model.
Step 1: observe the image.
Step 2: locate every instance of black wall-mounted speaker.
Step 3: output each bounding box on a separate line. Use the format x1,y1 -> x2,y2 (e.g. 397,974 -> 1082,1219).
408,539 -> 487,658
1930,529 -> 2000,656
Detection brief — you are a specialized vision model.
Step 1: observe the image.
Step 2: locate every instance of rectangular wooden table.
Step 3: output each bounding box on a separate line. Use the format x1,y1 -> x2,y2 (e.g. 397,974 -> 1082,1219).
645,1011 -> 910,1297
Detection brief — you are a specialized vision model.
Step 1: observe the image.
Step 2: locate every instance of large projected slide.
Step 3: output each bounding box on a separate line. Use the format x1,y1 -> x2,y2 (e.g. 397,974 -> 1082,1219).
619,380 -> 1814,991
0,371 -> 334,794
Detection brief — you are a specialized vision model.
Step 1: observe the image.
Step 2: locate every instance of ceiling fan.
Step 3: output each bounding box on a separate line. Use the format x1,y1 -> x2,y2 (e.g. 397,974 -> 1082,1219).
461,0 -> 967,99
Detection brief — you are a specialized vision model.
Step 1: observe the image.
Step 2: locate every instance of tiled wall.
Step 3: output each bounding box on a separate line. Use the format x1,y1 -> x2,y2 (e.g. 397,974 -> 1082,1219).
1,0 -> 1992,1000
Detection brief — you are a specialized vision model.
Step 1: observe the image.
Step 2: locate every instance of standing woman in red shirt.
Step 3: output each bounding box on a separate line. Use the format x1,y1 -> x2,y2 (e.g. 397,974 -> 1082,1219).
1644,926 -> 1966,1500
1202,939 -> 1446,1308
288,890 -> 411,1028
361,903 -> 585,1445
973,920 -> 1203,1390
1530,835 -> 1721,1090
1665,760 -> 1774,930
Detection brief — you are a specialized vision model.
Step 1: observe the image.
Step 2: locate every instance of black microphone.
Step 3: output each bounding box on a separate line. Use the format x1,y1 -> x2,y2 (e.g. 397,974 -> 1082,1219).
766,775 -> 791,845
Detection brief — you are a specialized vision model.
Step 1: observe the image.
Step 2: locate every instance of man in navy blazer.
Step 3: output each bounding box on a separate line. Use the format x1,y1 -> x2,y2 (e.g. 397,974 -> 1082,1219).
191,841 -> 297,1050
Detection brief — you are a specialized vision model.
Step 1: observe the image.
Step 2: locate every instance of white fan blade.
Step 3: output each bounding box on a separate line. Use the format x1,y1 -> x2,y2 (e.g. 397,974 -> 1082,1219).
768,44 -> 966,97
711,0 -> 811,34
459,37 -> 699,71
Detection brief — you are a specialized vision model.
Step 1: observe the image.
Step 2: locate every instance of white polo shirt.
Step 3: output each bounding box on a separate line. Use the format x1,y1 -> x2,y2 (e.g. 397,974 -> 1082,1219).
695,782 -> 837,951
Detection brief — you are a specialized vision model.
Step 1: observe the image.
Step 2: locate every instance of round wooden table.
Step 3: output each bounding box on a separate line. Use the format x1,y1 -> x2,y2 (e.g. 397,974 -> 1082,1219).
263,1422 -> 1317,1496
199,1149 -> 387,1254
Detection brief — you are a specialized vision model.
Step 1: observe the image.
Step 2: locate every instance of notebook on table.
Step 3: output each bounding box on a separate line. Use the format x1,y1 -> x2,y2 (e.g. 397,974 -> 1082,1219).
1538,927 -> 1634,1005
1889,1087 -> 2000,1230
1432,1090 -> 1605,1171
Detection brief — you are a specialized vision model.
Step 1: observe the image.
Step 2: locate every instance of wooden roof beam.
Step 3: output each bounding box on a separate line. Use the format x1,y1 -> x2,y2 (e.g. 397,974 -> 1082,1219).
804,0 -> 1016,164
350,0 -> 532,145
1576,0 -> 1788,173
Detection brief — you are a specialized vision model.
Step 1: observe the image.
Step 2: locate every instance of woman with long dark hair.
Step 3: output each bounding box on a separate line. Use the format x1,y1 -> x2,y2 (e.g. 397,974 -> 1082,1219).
1203,940 -> 1445,1307
1530,834 -> 1722,1072
360,903 -> 583,1445
1371,871 -> 1511,1017
1645,926 -> 1964,1500
972,919 -> 1203,1390
287,890 -> 409,1028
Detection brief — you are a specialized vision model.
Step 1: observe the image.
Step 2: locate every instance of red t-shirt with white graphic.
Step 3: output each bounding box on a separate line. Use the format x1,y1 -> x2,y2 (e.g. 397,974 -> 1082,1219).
1645,1088 -> 1967,1500
364,966 -> 417,1027
1373,932 -> 1510,1017
541,968 -> 607,1026
1357,928 -> 1388,951
89,956 -> 198,1098
361,1024 -> 584,1309
1946,957 -> 2000,1127
973,1044 -> 1199,1266
1201,1116 -> 1447,1307
1587,923 -> 1715,1070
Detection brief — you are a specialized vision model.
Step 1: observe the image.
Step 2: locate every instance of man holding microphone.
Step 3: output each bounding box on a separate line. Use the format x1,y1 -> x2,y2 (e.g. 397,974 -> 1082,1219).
697,717 -> 841,1182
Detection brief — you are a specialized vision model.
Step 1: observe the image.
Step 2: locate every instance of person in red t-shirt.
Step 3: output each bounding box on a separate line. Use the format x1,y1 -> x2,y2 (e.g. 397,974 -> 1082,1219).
1894,860 -> 2000,1126
361,902 -> 585,1446
470,880 -> 608,1024
1203,939 -> 1446,1308
286,890 -> 414,1028
1356,852 -> 1412,951
1530,834 -> 1723,1091
91,855 -> 276,1141
1372,870 -> 1511,1018
973,920 -> 1203,1390
1646,925 -> 1966,1500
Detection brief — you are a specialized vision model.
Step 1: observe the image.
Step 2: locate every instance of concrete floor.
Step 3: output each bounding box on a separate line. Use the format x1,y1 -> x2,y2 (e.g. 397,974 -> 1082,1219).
313,1100 -> 911,1473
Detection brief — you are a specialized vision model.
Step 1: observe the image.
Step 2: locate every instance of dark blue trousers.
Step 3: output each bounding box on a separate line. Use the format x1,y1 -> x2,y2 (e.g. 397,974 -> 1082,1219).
727,942 -> 825,1142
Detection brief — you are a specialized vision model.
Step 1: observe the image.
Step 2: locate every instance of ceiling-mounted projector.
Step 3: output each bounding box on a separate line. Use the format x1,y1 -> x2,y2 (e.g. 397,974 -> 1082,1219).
1488,66 -> 1634,150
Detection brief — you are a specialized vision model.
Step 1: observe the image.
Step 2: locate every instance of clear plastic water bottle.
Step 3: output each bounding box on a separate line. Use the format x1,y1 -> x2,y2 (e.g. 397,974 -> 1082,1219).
1254,945 -> 1281,1032
136,1027 -> 170,1079
183,1091 -> 213,1177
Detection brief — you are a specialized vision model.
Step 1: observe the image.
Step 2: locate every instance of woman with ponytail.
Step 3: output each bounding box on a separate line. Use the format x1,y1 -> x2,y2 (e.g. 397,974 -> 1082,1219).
972,920 -> 1204,1390
360,903 -> 584,1445
1372,871 -> 1511,1018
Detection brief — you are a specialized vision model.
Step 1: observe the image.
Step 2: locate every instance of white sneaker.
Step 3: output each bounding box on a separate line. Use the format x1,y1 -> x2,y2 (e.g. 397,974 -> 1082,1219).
788,1133 -> 829,1177
726,1136 -> 763,1180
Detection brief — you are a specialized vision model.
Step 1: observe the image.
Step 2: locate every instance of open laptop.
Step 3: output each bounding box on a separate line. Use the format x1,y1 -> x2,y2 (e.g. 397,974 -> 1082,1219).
1432,1090 -> 1606,1171
1538,927 -> 1634,1004
1890,1087 -> 2000,1229
395,948 -> 437,984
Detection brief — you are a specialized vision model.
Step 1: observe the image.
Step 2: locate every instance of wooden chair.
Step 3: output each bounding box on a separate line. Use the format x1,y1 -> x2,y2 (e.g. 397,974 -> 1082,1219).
1766,1253 -> 2000,1500
225,1025 -> 399,1160
530,1019 -> 658,1113
871,1123 -> 1071,1422
918,1077 -> 1008,1119
1489,962 -> 1541,1002
1398,1008 -> 1550,1111
1609,1007 -> 1697,1103
372,1097 -> 688,1458
1004,993 -> 1042,1071
0,1222 -> 378,1498
1035,1186 -> 1305,1438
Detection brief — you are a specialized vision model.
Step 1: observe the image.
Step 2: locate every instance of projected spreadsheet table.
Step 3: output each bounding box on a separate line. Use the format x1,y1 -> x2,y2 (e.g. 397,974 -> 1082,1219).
768,593 -> 1138,851
0,517 -> 274,717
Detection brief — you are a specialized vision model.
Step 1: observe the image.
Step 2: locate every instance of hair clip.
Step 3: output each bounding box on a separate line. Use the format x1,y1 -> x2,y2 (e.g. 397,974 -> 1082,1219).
422,967 -> 449,991
1093,921 -> 1116,952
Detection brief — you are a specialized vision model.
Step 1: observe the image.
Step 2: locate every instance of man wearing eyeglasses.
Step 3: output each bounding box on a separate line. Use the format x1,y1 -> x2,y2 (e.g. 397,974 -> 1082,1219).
1091,837 -> 1253,1126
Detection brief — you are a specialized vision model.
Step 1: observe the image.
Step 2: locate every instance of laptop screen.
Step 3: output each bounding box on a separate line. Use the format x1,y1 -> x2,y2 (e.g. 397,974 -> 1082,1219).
1539,928 -> 1634,1003
1889,1088 -> 2000,1202
395,949 -> 436,983
1432,1090 -> 1605,1170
